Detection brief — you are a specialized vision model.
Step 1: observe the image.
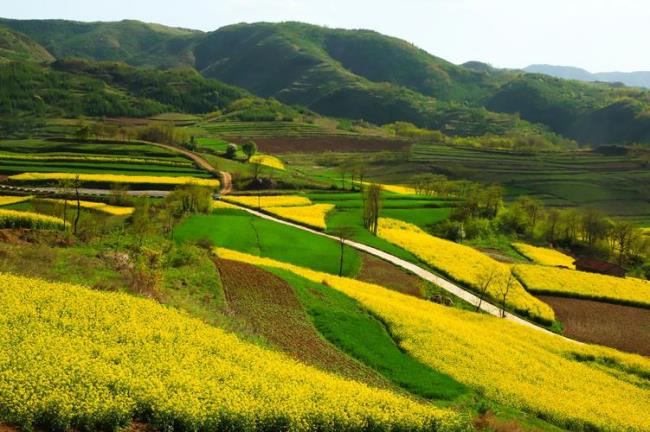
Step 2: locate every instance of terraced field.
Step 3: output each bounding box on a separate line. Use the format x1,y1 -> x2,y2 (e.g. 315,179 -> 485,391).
407,144 -> 650,223
201,121 -> 348,139
0,139 -> 208,178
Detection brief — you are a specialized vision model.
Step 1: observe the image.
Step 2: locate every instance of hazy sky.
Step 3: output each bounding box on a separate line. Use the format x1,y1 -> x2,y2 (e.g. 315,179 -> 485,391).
3,0 -> 649,72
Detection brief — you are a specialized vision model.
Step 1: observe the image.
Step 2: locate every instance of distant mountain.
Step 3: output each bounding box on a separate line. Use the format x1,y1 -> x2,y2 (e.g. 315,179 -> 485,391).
524,64 -> 650,89
2,17 -> 650,145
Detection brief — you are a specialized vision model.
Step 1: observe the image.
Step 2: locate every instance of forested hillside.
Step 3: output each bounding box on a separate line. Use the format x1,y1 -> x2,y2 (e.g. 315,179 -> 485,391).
2,18 -> 650,145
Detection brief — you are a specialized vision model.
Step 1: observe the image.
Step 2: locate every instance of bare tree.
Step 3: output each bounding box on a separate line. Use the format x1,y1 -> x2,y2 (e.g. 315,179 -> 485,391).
73,175 -> 81,236
497,271 -> 517,318
362,183 -> 382,235
475,264 -> 499,312
56,178 -> 74,231
332,227 -> 353,276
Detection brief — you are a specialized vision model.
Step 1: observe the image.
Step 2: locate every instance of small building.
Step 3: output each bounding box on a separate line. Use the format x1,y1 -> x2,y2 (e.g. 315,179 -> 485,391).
573,258 -> 626,278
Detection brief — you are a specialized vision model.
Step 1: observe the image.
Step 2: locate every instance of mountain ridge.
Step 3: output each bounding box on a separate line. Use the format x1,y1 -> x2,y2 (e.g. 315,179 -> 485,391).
2,17 -> 650,145
524,64 -> 650,89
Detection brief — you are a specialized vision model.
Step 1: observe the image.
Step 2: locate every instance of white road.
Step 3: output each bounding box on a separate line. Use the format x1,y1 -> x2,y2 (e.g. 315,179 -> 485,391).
231,204 -> 563,336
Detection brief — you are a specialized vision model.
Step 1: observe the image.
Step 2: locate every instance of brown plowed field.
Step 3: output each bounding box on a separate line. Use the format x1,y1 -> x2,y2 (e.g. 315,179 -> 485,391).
538,295 -> 650,356
356,254 -> 426,298
216,258 -> 388,386
230,137 -> 410,154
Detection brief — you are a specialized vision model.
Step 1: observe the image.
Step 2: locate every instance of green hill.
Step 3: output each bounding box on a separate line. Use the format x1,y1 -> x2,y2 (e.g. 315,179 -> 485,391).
0,25 -> 54,63
0,18 -> 201,68
2,17 -> 650,144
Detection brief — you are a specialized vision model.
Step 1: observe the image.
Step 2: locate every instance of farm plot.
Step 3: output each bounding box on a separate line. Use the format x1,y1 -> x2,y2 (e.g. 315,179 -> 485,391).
0,272 -> 464,432
0,209 -> 66,229
7,173 -> 219,189
174,208 -> 361,276
271,268 -> 469,401
0,139 -> 207,178
376,218 -> 555,323
223,195 -> 333,229
406,144 -> 650,222
218,248 -> 650,432
514,264 -> 650,308
217,259 -> 386,385
537,295 -> 650,356
512,243 -> 575,268
307,192 -> 453,262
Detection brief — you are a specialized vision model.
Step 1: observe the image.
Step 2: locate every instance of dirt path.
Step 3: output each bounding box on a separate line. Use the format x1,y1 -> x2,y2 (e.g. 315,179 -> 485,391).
229,204 -> 566,336
216,259 -> 388,386
140,141 -> 219,176
219,171 -> 233,195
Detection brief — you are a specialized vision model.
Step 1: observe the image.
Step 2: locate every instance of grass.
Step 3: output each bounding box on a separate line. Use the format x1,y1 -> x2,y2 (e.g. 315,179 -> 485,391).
270,268 -> 470,401
174,208 -> 361,276
307,192 -> 453,262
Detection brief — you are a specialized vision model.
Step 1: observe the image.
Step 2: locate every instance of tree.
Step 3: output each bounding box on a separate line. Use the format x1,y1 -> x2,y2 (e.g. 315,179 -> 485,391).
581,208 -> 610,248
55,178 -> 74,231
75,124 -> 90,141
362,183 -> 382,235
610,221 -> 637,265
72,175 -> 82,236
131,198 -> 152,248
242,141 -> 258,161
544,208 -> 561,244
496,271 -> 516,318
225,143 -> 238,159
476,264 -> 499,312
332,227 -> 353,277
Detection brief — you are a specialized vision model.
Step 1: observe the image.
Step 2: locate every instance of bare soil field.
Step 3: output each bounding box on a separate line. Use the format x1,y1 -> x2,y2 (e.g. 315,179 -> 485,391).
538,295 -> 650,356
216,258 -> 388,385
356,254 -> 426,298
231,137 -> 410,153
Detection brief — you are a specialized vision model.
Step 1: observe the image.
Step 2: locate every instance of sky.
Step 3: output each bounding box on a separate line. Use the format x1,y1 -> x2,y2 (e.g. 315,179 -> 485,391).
2,0 -> 649,72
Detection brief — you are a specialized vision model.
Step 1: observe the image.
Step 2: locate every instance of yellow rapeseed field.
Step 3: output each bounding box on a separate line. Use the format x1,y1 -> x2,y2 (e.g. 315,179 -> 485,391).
0,195 -> 32,206
217,248 -> 650,432
42,199 -> 135,216
0,208 -> 66,229
512,243 -> 575,268
249,154 -> 286,170
211,200 -> 240,210
514,264 -> 650,307
377,218 -> 555,322
264,204 -> 335,230
8,172 -> 219,187
223,195 -> 312,208
358,181 -> 417,195
0,272 -> 465,432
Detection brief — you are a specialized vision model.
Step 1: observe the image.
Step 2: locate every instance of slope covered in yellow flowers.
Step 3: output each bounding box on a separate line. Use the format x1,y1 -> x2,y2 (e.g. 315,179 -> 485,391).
376,218 -> 555,323
512,242 -> 575,268
217,247 -> 650,432
514,264 -> 650,307
0,272 -> 465,432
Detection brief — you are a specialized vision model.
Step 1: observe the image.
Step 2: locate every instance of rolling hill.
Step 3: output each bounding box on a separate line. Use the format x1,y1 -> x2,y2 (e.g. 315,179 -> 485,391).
2,17 -> 650,144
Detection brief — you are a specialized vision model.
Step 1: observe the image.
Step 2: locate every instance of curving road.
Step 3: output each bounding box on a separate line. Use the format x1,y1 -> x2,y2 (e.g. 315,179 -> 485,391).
228,204 -> 567,337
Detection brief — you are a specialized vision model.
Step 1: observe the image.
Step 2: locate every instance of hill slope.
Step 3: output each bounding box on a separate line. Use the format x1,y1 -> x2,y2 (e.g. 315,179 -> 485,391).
3,17 -> 650,144
0,25 -> 54,63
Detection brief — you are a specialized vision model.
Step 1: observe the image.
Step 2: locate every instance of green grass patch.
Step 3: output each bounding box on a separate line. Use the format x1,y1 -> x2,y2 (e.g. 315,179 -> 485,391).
174,209 -> 361,276
270,268 -> 469,401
